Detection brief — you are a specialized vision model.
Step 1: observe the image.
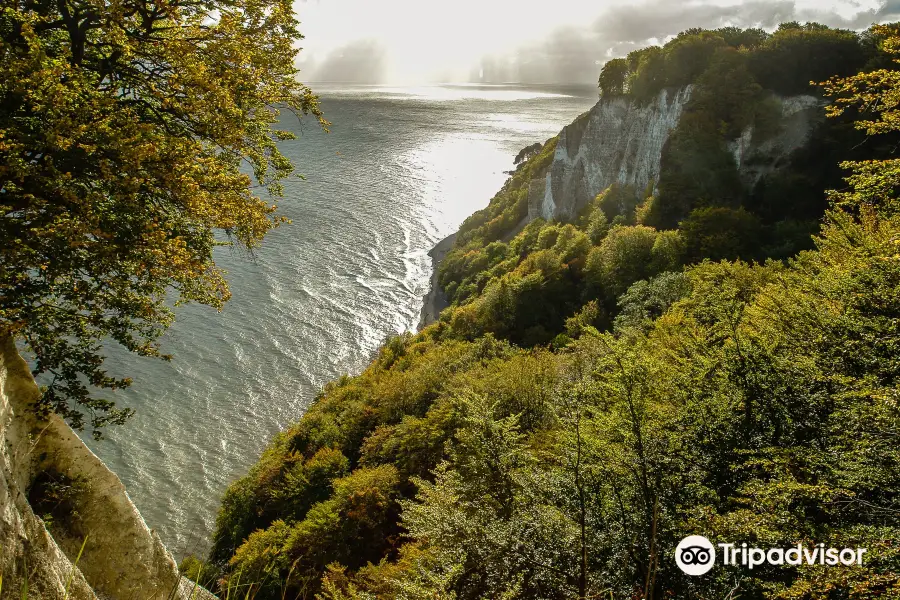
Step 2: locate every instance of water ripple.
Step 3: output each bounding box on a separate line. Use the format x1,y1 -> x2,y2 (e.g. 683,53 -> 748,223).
86,84 -> 597,558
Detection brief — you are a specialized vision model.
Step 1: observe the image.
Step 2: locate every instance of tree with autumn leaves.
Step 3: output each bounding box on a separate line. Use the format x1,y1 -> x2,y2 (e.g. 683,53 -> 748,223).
0,0 -> 322,435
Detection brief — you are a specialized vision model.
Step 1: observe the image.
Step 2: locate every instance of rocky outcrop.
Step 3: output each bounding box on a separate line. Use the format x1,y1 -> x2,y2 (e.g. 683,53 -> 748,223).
422,88 -> 827,330
419,233 -> 456,329
529,87 -> 693,221
728,94 -> 825,187
0,336 -> 215,600
528,87 -> 826,222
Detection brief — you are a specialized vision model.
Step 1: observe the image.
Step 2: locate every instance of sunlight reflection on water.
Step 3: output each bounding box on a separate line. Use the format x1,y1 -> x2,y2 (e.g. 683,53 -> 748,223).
86,84 -> 598,557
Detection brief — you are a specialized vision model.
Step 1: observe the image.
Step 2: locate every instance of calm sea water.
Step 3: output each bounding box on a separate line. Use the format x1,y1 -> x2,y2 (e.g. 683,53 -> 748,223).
86,84 -> 598,557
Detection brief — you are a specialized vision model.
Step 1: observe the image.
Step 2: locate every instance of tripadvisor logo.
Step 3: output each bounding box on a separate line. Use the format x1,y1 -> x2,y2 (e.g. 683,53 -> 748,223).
676,536 -> 716,575
675,536 -> 867,576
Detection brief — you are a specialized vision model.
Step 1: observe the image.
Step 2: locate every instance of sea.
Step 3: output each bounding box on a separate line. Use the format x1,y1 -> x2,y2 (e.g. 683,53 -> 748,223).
85,83 -> 598,557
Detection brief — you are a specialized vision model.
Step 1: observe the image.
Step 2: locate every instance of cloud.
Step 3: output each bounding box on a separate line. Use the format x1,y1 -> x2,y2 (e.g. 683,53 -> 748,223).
300,39 -> 388,83
872,0 -> 900,22
481,1 -> 794,85
481,0 -> 900,84
296,0 -> 900,84
591,0 -> 795,45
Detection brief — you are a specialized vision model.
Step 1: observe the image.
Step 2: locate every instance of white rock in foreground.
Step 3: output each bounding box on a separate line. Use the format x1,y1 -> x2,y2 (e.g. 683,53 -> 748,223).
0,336 -> 216,600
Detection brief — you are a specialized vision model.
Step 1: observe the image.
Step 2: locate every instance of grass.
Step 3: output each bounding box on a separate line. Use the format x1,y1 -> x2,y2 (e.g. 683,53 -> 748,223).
63,535 -> 88,598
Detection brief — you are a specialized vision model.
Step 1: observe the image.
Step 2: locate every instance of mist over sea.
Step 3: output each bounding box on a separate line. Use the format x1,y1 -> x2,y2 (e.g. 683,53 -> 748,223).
86,84 -> 598,556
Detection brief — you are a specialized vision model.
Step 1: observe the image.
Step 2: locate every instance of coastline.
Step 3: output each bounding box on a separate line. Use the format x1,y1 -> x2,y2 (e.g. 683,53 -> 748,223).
418,232 -> 457,329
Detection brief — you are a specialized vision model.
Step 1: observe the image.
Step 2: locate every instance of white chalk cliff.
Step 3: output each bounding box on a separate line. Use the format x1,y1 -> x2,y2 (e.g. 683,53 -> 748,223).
0,336 -> 215,599
423,87 -> 827,328
528,87 -> 825,222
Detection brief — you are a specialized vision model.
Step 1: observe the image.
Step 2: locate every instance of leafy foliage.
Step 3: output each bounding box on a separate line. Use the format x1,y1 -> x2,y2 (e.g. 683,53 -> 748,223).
680,206 -> 762,262
452,137 -> 558,249
210,22 -> 900,600
604,24 -> 870,103
750,23 -> 868,95
513,142 -> 543,166
0,0 -> 323,434
598,58 -> 628,97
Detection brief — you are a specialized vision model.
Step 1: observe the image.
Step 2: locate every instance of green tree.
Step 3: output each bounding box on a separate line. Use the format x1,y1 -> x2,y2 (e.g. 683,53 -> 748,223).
649,229 -> 684,273
227,464 -> 403,599
593,183 -> 639,222
598,57 -> 629,97
652,111 -> 744,229
750,24 -> 868,94
627,46 -> 667,102
613,271 -> 690,333
691,47 -> 762,137
399,394 -> 578,600
584,207 -> 610,245
680,206 -> 762,262
663,31 -> 727,87
513,142 -> 542,166
564,300 -> 604,340
551,224 -> 591,265
584,225 -> 659,301
714,26 -> 768,50
0,0 -> 323,434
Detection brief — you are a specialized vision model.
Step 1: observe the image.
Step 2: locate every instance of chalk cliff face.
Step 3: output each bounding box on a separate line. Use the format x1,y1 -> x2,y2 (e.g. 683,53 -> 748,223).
728,94 -> 824,187
528,87 -> 825,222
0,336 -> 214,600
529,87 -> 693,221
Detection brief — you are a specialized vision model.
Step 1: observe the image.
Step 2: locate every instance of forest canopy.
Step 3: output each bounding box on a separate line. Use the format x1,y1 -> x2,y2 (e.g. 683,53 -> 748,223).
206,23 -> 900,600
598,22 -> 871,100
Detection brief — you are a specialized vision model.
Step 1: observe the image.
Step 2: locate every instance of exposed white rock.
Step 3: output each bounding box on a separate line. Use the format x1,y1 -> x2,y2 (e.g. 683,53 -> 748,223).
731,94 -> 826,188
728,126 -> 755,169
781,95 -> 822,117
528,88 -> 825,223
530,87 -> 693,221
0,336 -> 216,600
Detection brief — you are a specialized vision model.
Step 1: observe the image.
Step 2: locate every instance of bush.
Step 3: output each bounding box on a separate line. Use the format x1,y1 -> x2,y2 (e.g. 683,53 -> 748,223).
680,206 -> 762,262
750,24 -> 868,94
179,555 -> 221,591
585,225 -> 659,301
614,272 -> 691,332
226,465 -> 403,599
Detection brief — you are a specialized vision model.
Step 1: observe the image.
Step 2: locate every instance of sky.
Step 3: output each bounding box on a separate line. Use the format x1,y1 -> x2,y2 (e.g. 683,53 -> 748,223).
293,0 -> 900,84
